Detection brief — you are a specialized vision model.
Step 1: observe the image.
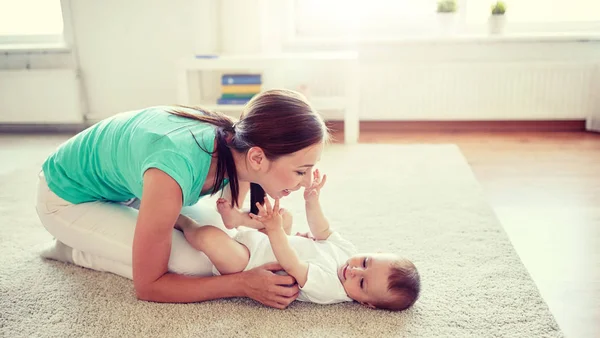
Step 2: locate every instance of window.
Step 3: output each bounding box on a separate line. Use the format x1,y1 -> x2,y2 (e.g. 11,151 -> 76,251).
467,0 -> 600,24
293,0 -> 600,39
294,0 -> 439,38
0,0 -> 65,45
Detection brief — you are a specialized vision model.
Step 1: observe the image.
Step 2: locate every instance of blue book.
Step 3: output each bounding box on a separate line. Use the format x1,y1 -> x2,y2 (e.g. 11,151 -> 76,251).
217,98 -> 251,105
221,74 -> 262,85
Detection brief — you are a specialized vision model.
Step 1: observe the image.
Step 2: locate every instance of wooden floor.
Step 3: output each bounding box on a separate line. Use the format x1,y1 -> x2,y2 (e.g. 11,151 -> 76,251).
332,130 -> 600,338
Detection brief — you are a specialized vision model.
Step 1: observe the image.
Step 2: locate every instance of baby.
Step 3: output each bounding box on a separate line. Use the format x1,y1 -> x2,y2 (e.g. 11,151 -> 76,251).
179,170 -> 421,311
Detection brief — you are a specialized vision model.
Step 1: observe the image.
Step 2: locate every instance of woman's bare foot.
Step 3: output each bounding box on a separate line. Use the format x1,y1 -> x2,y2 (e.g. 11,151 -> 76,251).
216,198 -> 244,229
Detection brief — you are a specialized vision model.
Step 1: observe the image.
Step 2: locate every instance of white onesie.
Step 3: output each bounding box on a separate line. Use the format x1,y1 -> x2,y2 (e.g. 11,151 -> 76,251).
212,230 -> 356,304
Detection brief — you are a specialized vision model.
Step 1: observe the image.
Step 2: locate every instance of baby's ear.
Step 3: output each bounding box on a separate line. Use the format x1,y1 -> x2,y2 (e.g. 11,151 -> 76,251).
361,302 -> 376,309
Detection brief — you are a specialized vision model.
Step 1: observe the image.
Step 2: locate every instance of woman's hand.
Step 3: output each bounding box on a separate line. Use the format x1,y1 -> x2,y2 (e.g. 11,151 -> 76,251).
241,262 -> 299,309
303,169 -> 326,202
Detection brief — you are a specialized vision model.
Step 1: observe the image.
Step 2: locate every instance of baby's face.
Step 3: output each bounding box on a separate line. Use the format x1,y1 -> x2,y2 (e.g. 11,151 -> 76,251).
337,253 -> 396,307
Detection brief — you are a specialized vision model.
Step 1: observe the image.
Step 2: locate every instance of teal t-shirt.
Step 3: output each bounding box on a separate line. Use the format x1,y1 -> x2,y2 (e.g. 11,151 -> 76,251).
42,106 -> 226,207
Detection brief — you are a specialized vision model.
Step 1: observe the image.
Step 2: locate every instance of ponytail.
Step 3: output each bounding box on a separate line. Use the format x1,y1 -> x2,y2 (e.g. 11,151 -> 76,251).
214,128 -> 239,208
168,106 -> 242,208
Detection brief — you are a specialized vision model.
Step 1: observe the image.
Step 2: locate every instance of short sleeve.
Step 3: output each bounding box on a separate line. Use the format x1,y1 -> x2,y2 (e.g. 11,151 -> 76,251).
141,150 -> 196,206
299,263 -> 351,304
325,232 -> 357,256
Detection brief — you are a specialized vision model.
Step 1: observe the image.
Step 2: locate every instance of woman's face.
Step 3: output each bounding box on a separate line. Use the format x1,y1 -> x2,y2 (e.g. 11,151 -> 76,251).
258,142 -> 324,199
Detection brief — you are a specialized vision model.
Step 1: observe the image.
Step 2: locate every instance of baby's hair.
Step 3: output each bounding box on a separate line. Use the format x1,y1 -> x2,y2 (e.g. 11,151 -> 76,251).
376,258 -> 421,311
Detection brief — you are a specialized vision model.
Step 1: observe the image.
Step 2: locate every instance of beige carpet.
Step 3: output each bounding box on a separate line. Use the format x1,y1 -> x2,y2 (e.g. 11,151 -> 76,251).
0,136 -> 563,338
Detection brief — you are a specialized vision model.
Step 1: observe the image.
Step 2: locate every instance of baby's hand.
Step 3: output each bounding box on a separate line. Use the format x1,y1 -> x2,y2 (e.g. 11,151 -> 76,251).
303,169 -> 327,202
249,197 -> 283,232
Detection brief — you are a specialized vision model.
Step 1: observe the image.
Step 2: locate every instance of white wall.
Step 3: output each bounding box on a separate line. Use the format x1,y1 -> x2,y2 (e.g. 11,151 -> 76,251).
72,0 -> 277,120
1,0 -> 600,124
70,0 -> 219,120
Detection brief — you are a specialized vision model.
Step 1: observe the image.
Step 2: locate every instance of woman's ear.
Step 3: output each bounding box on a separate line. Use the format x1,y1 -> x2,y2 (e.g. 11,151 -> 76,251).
247,147 -> 265,170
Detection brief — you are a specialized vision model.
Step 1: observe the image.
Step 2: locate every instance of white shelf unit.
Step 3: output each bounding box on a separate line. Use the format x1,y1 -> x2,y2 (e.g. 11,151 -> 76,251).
177,52 -> 360,143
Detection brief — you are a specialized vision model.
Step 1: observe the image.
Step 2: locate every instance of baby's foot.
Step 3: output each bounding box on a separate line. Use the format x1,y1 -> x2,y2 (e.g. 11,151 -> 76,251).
216,198 -> 242,229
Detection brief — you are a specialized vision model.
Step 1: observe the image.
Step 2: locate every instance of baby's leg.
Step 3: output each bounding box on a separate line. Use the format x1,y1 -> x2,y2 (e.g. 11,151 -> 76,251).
180,224 -> 249,275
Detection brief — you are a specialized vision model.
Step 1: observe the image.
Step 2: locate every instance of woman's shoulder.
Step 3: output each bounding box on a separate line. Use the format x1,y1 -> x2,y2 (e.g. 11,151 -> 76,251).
119,105 -> 218,160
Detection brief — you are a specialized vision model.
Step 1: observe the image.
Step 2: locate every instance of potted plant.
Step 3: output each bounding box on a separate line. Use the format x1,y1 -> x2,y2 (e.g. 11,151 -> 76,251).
437,0 -> 458,35
489,1 -> 506,35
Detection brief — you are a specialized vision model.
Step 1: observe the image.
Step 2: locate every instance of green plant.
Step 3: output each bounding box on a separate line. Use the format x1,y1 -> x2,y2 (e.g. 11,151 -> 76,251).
491,1 -> 506,15
437,0 -> 457,13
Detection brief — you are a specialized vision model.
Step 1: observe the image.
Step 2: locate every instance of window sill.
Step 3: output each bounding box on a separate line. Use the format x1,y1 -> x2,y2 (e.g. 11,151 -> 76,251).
286,32 -> 600,48
0,42 -> 71,54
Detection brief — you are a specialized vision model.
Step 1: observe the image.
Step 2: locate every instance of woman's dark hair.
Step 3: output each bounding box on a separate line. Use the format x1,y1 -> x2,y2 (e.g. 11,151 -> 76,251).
168,89 -> 329,212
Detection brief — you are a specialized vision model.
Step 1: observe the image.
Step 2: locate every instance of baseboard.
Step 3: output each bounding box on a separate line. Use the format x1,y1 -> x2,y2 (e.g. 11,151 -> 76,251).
0,123 -> 88,134
325,120 -> 587,133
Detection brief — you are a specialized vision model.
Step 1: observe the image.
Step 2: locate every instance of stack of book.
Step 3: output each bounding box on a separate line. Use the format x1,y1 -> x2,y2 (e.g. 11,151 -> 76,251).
217,74 -> 262,105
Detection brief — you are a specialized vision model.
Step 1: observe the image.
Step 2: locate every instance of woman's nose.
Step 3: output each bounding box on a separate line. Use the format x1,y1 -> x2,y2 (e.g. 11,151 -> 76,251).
300,169 -> 313,187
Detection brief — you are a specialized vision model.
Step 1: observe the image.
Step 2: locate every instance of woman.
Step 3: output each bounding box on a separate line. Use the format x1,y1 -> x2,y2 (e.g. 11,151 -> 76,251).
35,89 -> 329,309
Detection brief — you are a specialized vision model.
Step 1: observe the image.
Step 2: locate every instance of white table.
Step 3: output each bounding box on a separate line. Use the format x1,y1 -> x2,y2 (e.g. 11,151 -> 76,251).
177,52 -> 360,144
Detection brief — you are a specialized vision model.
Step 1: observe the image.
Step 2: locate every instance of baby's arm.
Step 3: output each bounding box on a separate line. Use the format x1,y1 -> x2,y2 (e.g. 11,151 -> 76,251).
251,198 -> 308,287
303,169 -> 333,241
305,200 -> 332,241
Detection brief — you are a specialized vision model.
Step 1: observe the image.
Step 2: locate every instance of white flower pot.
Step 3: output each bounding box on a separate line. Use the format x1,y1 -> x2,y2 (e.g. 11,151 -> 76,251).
438,13 -> 457,35
488,15 -> 506,35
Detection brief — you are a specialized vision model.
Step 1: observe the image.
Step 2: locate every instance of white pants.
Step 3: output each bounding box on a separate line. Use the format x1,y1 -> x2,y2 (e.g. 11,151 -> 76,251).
35,172 -> 236,279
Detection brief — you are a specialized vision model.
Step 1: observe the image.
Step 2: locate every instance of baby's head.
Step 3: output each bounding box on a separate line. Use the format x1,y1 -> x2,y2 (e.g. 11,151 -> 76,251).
338,253 -> 420,311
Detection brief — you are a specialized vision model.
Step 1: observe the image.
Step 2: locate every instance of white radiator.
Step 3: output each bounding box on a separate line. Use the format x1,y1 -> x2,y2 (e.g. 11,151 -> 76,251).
587,64 -> 600,132
0,69 -> 83,124
358,62 -> 596,121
